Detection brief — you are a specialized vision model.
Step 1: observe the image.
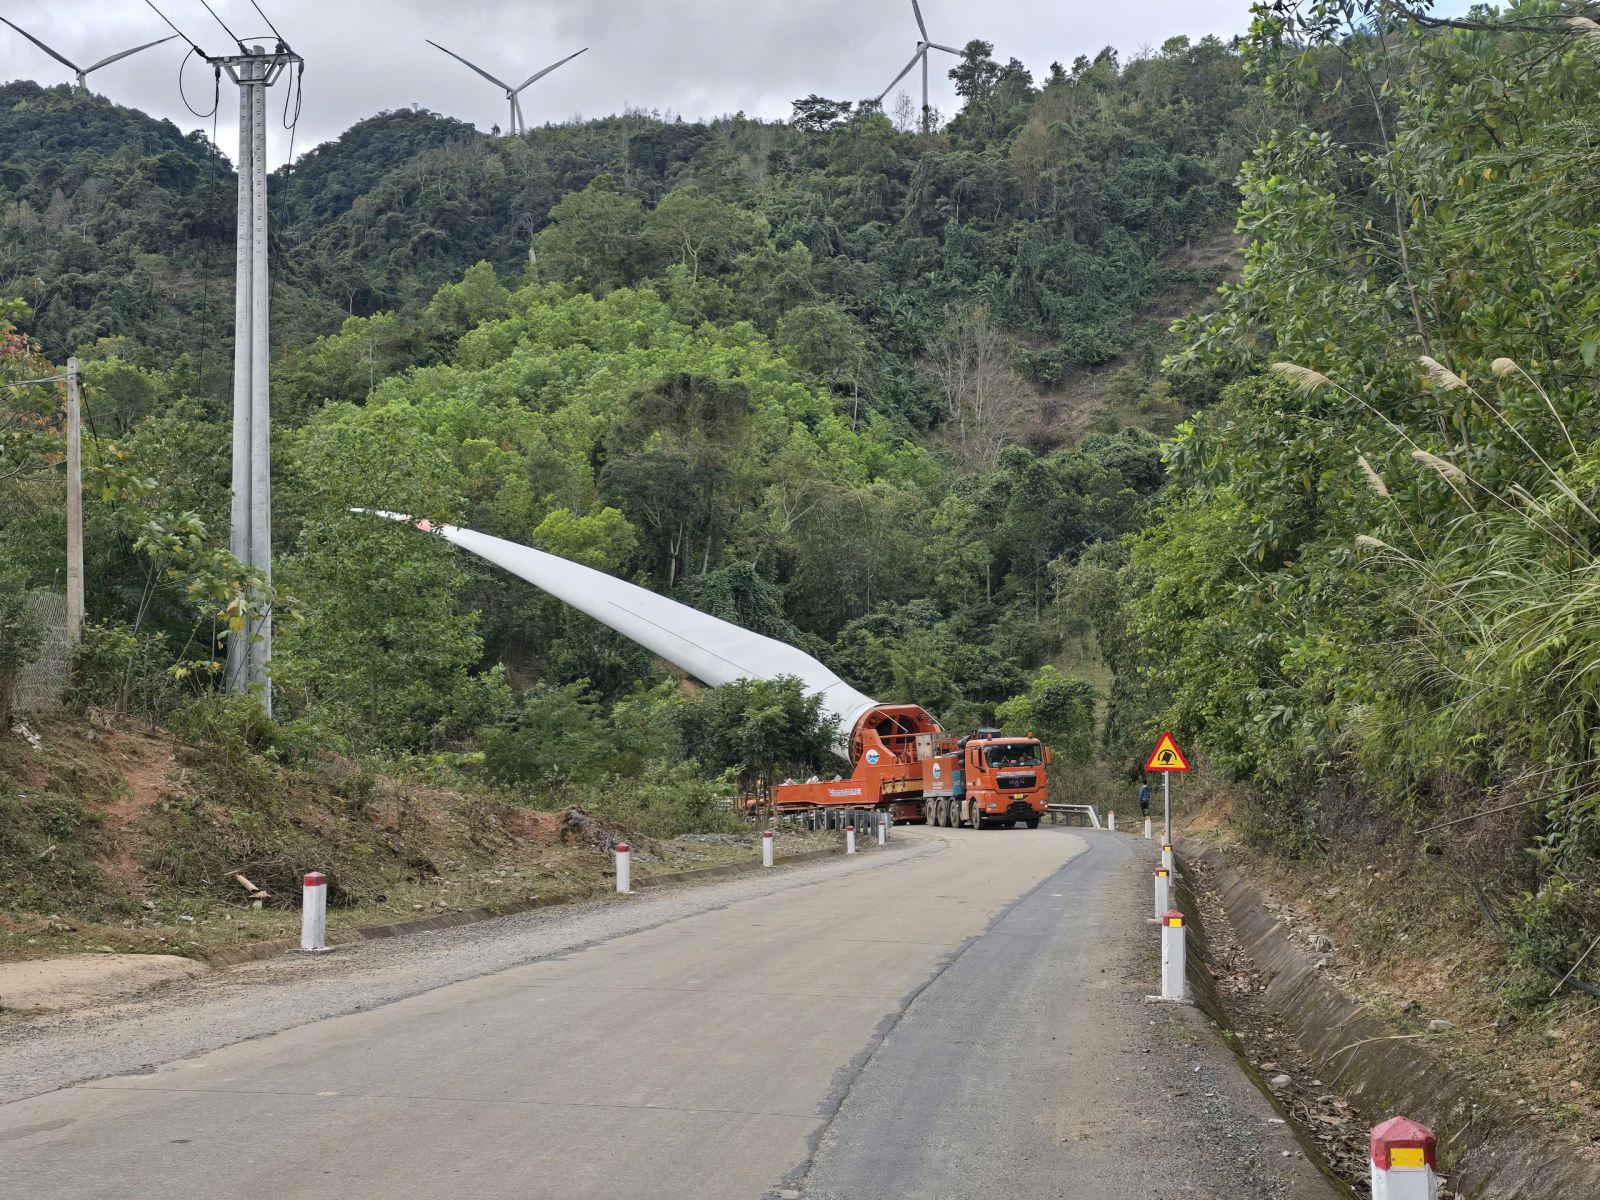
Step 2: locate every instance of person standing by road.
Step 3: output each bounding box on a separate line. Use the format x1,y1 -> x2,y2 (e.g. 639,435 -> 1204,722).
1138,780 -> 1150,820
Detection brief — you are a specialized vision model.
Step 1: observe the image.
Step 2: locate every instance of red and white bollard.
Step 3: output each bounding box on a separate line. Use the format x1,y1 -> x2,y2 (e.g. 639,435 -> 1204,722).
877,814 -> 887,846
1153,867 -> 1170,922
846,824 -> 856,855
1108,811 -> 1117,832
1144,817 -> 1152,839
615,842 -> 632,894
1160,909 -> 1186,1001
762,829 -> 774,868
301,871 -> 328,952
1371,1117 -> 1438,1200
1161,843 -> 1174,872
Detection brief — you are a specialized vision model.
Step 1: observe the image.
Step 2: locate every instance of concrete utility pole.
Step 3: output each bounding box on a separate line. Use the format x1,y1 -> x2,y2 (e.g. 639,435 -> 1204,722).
219,44 -> 299,715
64,358 -> 83,646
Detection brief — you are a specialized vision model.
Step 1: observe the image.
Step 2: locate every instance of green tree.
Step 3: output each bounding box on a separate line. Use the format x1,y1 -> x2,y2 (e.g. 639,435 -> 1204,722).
533,177 -> 646,295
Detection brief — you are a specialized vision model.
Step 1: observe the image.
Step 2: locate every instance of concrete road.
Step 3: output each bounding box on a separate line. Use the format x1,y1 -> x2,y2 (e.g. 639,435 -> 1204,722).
0,828 -> 1336,1199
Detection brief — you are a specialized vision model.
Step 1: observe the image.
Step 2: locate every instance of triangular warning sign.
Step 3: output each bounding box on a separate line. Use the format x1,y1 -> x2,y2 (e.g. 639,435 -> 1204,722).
1144,732 -> 1190,772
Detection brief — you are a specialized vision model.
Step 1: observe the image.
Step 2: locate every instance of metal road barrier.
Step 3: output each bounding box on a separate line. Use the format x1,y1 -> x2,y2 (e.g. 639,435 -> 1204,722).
1046,804 -> 1103,829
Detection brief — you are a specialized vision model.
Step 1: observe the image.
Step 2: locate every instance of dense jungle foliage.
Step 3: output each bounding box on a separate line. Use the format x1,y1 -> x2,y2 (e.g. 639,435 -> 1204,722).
1091,0 -> 1600,998
0,36 -> 1247,796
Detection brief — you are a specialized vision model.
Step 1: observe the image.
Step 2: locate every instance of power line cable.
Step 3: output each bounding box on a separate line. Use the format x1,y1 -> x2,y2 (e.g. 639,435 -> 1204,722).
177,47 -> 221,118
247,0 -> 288,47
196,0 -> 248,53
142,0 -> 206,55
0,375 -> 67,389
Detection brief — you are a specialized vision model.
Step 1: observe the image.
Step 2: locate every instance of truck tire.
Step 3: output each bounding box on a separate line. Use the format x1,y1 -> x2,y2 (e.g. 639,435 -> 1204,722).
1026,816 -> 1041,829
971,806 -> 985,830
933,797 -> 947,827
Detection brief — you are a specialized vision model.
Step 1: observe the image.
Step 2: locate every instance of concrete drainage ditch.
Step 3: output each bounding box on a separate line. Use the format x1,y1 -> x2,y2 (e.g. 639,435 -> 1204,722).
1173,842 -> 1600,1199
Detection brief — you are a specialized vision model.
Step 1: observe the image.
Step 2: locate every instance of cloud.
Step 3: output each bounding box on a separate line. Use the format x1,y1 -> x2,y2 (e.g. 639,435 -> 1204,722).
2,0 -> 1254,167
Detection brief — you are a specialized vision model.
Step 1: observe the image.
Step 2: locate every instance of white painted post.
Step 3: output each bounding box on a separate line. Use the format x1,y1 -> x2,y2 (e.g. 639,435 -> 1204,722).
1108,811 -> 1117,832
1160,910 -> 1185,1001
1144,817 -> 1152,839
762,829 -> 774,868
614,842 -> 631,893
846,824 -> 856,855
877,814 -> 886,846
1370,1117 -> 1438,1200
1154,868 -> 1170,922
1162,843 -> 1174,872
300,871 -> 328,952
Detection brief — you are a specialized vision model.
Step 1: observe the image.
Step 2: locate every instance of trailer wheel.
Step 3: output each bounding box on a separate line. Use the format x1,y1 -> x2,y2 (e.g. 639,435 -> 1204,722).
937,798 -> 951,827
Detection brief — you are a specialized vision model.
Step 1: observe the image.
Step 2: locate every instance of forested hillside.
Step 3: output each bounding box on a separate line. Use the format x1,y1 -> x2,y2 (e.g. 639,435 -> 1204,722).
1093,1 -> 1600,1009
0,35 -> 1252,792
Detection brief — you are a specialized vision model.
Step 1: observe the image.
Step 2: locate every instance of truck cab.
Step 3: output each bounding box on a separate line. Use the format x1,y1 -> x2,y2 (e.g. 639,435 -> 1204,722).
958,731 -> 1050,828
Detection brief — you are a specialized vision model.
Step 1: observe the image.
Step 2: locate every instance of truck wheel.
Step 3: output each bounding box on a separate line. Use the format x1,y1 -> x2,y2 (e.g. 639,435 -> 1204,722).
1026,817 -> 1041,829
932,798 -> 945,827
971,807 -> 985,830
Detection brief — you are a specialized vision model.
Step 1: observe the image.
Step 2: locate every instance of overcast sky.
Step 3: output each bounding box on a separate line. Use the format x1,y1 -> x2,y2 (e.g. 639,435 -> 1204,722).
3,1 -> 1474,169
1,1 -> 1270,167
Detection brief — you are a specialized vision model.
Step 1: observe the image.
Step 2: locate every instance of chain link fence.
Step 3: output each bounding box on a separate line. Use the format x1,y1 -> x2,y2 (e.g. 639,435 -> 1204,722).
14,590 -> 69,714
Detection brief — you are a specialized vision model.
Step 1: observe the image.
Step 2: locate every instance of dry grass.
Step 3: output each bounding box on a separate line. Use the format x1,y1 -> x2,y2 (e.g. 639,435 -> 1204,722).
0,712 -> 825,964
1183,780 -> 1600,1150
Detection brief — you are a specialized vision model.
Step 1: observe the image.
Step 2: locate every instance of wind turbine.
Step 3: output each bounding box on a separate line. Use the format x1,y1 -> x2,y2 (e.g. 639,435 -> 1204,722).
426,40 -> 587,136
876,0 -> 962,135
0,17 -> 176,93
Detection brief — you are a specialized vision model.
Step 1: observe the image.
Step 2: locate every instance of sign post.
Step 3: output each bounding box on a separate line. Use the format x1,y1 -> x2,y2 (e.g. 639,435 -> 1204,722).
1143,732 -> 1190,845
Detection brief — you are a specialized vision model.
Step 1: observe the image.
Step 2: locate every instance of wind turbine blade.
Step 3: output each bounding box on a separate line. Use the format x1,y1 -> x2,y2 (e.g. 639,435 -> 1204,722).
425,39 -> 512,91
927,42 -> 963,55
360,511 -> 878,760
82,33 -> 179,76
512,93 -> 526,134
512,46 -> 587,95
911,0 -> 929,40
0,16 -> 83,75
877,48 -> 925,103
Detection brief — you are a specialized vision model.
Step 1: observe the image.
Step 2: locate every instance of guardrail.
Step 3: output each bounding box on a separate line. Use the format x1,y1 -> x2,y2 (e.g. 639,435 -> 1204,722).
1046,804 -> 1103,829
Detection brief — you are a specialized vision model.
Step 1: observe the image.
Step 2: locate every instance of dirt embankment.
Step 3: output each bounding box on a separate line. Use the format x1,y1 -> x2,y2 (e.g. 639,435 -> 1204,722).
1171,781 -> 1600,1197
0,712 -> 807,972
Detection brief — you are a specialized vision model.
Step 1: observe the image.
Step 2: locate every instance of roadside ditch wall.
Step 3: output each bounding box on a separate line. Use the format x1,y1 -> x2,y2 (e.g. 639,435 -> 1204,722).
1177,842 -> 1600,1199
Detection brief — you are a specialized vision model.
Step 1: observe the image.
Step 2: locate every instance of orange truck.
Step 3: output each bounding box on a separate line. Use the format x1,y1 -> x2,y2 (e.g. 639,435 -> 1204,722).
769,703 -> 1051,828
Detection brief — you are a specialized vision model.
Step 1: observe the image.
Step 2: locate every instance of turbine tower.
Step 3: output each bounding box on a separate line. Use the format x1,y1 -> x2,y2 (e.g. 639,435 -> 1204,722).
0,17 -> 176,92
426,40 -> 587,135
876,0 -> 962,135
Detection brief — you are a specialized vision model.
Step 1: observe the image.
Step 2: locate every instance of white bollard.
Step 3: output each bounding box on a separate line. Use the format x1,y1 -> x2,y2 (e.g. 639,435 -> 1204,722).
877,814 -> 886,846
300,871 -> 328,952
762,829 -> 774,868
1154,867 -> 1170,922
1144,817 -> 1152,839
615,842 -> 631,894
1162,843 -> 1174,872
1160,909 -> 1185,1001
1370,1117 -> 1438,1200
846,824 -> 856,854
1108,811 -> 1116,832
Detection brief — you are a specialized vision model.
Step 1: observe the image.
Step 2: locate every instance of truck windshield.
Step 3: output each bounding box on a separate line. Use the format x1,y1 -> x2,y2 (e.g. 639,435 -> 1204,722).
984,743 -> 1043,769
